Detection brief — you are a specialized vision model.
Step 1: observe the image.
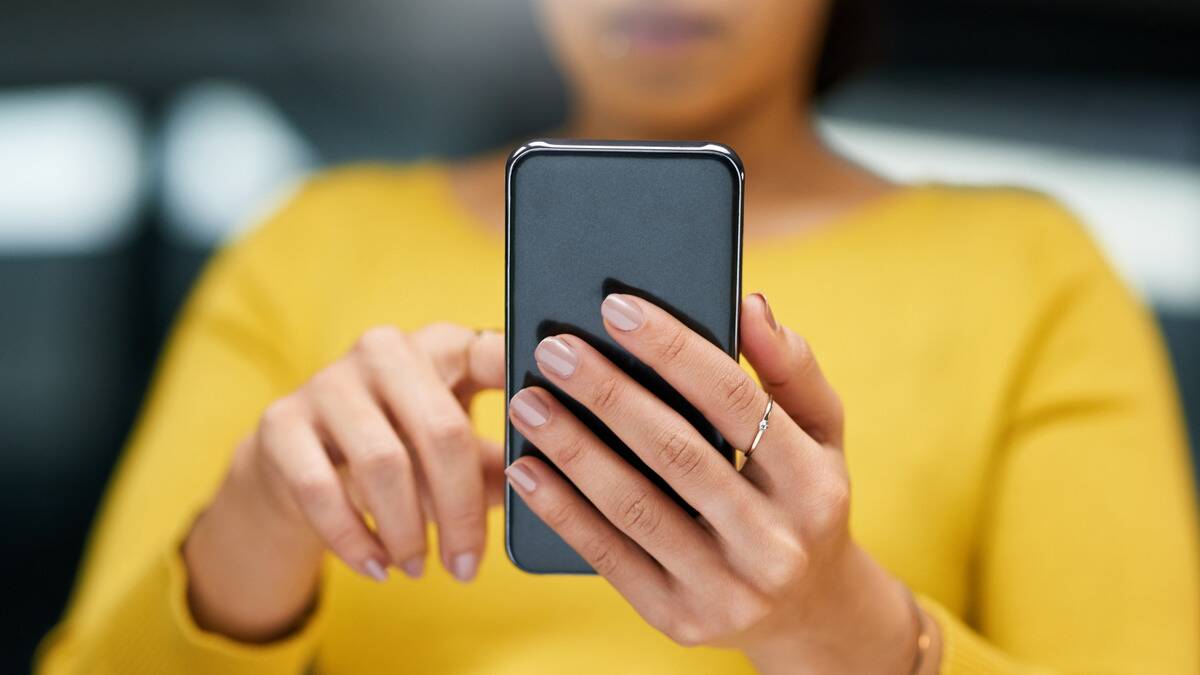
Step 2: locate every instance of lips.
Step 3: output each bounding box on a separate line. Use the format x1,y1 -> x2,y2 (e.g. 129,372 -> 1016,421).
608,7 -> 723,52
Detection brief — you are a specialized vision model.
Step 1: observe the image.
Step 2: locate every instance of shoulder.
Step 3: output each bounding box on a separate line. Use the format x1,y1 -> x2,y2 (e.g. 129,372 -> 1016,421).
914,184 -> 1099,264
899,184 -> 1120,301
913,184 -> 1161,376
867,184 -> 1151,367
198,160 -> 459,300
254,161 -> 451,240
216,161 -> 459,272
293,161 -> 446,207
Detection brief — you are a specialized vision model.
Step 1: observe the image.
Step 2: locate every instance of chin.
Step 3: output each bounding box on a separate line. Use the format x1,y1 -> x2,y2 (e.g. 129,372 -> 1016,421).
585,79 -> 751,138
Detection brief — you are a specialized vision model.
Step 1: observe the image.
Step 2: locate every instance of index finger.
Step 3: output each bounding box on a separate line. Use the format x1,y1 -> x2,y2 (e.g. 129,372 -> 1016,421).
410,323 -> 505,396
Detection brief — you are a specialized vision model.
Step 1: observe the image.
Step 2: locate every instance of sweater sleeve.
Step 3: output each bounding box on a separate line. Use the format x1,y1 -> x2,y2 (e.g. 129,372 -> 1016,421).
35,181 -> 335,675
930,202 -> 1200,673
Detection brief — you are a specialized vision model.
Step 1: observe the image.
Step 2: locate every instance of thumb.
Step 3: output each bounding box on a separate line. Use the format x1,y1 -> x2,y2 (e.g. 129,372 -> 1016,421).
463,328 -> 506,393
410,324 -> 506,397
739,292 -> 844,447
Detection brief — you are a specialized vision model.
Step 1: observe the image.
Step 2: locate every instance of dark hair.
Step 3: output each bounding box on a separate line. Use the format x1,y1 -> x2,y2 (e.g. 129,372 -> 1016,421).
813,0 -> 883,97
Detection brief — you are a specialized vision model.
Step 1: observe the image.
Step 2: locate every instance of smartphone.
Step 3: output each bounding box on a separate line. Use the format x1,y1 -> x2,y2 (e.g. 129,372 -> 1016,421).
505,139 -> 744,574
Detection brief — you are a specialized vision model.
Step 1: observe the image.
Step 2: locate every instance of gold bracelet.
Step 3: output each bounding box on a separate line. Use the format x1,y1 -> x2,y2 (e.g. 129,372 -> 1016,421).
901,583 -> 932,675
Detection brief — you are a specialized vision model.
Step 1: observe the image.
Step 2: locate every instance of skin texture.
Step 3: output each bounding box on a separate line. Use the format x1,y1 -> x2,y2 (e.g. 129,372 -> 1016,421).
183,0 -> 942,671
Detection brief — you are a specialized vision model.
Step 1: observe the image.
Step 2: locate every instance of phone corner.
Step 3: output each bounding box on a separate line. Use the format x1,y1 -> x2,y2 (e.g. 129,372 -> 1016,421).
701,142 -> 744,181
504,140 -> 554,176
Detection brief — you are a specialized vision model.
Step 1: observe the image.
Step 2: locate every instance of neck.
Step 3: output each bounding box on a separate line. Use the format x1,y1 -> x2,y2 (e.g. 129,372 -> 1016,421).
564,84 -> 821,191
559,88 -> 890,237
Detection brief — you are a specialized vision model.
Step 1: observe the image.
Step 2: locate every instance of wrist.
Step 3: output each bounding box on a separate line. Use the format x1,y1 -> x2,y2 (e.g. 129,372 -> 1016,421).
744,544 -> 916,675
182,438 -> 325,642
908,593 -> 943,675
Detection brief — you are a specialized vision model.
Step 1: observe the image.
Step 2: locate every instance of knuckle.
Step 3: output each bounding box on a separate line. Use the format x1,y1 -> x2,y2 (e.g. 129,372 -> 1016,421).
792,334 -> 817,374
827,476 -> 852,515
291,472 -> 337,508
655,326 -> 690,366
824,395 -> 846,439
580,532 -> 620,577
355,325 -> 406,355
418,321 -> 457,339
616,490 -> 662,538
814,476 -> 852,533
543,500 -> 576,530
716,370 -> 759,419
353,439 -> 406,475
325,521 -> 364,554
439,503 -> 486,534
762,527 -> 809,589
664,615 -> 706,647
726,588 -> 771,633
652,426 -> 704,481
308,362 -> 352,392
589,375 -> 624,415
260,396 -> 301,432
551,433 -> 589,469
423,416 -> 475,453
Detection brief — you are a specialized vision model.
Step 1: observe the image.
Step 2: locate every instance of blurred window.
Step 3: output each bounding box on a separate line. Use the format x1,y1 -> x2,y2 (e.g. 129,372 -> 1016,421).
160,80 -> 316,249
0,85 -> 143,253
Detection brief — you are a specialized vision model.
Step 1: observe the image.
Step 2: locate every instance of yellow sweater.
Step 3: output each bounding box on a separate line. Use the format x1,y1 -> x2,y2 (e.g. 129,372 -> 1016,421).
37,163 -> 1200,674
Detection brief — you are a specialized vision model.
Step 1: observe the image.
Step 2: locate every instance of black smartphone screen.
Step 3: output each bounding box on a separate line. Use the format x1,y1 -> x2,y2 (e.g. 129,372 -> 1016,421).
505,140 -> 743,574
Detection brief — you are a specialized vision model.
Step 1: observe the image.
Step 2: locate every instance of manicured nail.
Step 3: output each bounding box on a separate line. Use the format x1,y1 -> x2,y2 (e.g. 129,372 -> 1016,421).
752,292 -> 777,331
510,389 -> 549,427
534,336 -> 578,378
400,557 -> 424,579
452,552 -> 479,582
362,558 -> 389,582
505,463 -> 538,493
601,294 -> 644,331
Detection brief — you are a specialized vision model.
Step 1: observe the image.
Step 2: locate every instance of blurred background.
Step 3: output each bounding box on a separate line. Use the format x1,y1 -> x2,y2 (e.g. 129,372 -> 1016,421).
1,0 -> 1198,670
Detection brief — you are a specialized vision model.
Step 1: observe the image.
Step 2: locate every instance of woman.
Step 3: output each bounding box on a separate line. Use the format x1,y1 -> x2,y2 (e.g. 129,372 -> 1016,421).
37,1 -> 1200,673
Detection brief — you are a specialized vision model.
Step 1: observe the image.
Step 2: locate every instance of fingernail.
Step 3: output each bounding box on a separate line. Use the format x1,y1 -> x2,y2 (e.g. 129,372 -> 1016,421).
601,294 -> 644,331
505,462 -> 538,493
534,336 -> 578,378
752,292 -> 777,331
510,389 -> 549,427
362,558 -> 389,582
400,557 -> 424,579
452,552 -> 479,582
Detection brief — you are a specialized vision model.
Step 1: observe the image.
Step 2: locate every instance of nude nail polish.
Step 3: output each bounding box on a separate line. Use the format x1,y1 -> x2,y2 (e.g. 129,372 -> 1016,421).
452,552 -> 479,582
534,336 -> 578,378
363,558 -> 389,582
601,294 -> 644,331
505,463 -> 538,493
510,389 -> 549,427
400,557 -> 424,579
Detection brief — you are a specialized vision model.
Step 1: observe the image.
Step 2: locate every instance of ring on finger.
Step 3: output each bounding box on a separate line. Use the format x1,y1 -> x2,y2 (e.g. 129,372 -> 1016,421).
743,394 -> 774,461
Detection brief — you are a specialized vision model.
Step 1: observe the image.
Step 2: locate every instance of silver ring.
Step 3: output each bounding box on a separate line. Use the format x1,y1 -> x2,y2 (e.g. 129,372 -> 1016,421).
744,394 -> 774,460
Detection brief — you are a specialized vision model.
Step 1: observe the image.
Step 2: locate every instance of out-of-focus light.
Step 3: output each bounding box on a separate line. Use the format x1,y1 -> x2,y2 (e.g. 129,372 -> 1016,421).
0,85 -> 143,253
160,80 -> 317,248
820,117 -> 1200,315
